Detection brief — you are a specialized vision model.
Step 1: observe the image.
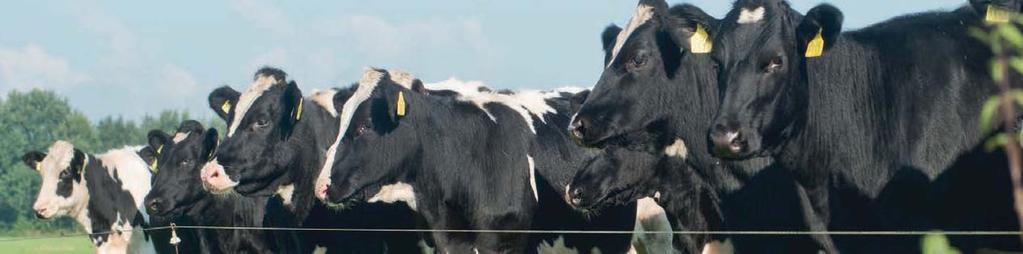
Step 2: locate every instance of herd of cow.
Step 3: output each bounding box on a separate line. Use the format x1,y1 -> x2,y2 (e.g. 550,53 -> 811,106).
17,0 -> 1023,253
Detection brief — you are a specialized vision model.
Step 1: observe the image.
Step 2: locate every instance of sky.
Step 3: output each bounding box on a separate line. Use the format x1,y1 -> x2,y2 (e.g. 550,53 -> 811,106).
0,0 -> 967,121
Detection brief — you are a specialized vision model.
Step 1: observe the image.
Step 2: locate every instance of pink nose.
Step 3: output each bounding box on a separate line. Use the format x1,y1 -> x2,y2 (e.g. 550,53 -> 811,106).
33,206 -> 47,218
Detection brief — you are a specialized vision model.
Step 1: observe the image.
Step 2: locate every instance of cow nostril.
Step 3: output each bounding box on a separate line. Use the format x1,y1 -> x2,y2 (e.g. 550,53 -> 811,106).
569,188 -> 584,206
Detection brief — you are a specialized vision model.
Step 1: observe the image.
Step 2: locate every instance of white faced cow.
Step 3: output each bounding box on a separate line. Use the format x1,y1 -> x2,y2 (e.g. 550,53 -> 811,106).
23,141 -> 172,254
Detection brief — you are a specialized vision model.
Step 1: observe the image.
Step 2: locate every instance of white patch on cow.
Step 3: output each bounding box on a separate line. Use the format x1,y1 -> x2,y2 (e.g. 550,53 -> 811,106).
387,69 -> 417,88
32,141 -> 88,220
738,7 -> 766,24
526,155 -> 538,202
634,198 -> 673,254
425,78 -> 556,133
172,132 -> 190,144
313,245 -> 328,254
609,3 -> 656,68
201,158 -> 238,193
664,138 -> 689,159
310,88 -> 339,117
702,239 -> 735,254
97,146 -> 153,223
276,184 -> 295,207
317,69 -> 385,204
368,182 -> 418,211
227,74 -> 281,137
473,248 -> 480,254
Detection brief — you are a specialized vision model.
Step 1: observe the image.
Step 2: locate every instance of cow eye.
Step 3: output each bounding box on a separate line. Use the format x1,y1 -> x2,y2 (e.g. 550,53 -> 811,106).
627,54 -> 647,71
765,56 -> 784,72
252,119 -> 270,130
180,159 -> 192,166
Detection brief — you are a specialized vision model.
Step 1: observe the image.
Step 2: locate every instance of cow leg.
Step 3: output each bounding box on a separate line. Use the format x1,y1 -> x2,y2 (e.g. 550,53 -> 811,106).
796,183 -> 837,253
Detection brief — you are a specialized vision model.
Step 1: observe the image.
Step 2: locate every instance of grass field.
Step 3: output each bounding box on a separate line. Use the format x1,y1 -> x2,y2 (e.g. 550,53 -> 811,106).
0,236 -> 92,254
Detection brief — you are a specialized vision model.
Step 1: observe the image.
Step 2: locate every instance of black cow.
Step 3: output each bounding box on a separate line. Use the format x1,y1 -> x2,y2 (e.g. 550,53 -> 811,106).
709,0 -> 1021,252
201,67 -> 422,253
567,0 -> 817,253
143,120 -> 284,254
23,142 -> 175,254
319,69 -> 646,253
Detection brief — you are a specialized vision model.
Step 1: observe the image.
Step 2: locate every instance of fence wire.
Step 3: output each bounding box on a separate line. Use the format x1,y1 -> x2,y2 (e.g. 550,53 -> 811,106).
1,225 -> 1020,243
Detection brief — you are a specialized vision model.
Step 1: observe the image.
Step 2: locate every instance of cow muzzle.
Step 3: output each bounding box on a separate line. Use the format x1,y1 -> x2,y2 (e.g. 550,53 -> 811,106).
200,160 -> 237,193
710,124 -> 747,158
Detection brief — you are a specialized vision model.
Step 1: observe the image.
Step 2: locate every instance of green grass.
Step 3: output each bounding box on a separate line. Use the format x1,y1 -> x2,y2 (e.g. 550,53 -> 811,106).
0,236 -> 92,254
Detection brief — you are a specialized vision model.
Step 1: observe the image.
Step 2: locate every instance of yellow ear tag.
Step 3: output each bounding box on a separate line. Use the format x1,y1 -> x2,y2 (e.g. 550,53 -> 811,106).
689,24 -> 713,54
805,28 -> 825,58
986,5 -> 1012,24
156,145 -> 163,155
293,99 -> 304,121
34,163 -> 42,172
396,91 -> 407,117
149,159 -> 158,173
221,101 -> 232,114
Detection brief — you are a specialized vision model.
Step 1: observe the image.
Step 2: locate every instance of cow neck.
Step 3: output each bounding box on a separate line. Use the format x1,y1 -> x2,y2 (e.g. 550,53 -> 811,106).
73,156 -> 95,232
284,99 -> 339,215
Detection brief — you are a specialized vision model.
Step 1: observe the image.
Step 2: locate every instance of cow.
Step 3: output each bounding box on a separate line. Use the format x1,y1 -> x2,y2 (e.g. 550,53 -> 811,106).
200,67 -> 423,253
708,0 -> 1022,252
23,141 -> 175,254
143,120 -> 283,254
316,69 -> 649,253
566,0 -> 817,253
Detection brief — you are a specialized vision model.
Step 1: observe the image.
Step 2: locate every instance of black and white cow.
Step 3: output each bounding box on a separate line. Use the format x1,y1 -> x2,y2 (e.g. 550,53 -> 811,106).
23,141 -> 174,254
316,69 -> 650,253
709,0 -> 1021,252
566,0 -> 817,253
143,120 -> 282,254
201,67 -> 422,253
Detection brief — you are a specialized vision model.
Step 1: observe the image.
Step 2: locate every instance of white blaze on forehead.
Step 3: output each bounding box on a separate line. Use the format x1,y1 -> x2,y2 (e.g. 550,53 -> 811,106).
527,155 -> 538,202
608,3 -> 656,68
737,7 -> 766,24
227,74 -> 281,137
368,182 -> 417,211
172,132 -> 190,144
310,89 -> 340,117
664,138 -> 689,159
317,69 -> 386,191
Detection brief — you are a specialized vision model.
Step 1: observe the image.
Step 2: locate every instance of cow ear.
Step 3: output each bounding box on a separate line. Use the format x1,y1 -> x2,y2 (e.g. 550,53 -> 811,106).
372,83 -> 408,128
209,86 -> 240,121
664,4 -> 719,55
797,4 -> 843,58
70,149 -> 86,176
22,151 -> 46,172
147,130 -> 171,157
971,0 -> 1021,23
203,128 -> 220,163
411,79 -> 427,94
138,146 -> 159,173
601,25 -> 624,65
280,81 -> 304,136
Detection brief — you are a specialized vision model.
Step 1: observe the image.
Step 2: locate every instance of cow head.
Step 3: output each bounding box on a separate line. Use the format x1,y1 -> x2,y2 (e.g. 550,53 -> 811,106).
569,0 -> 720,147
566,144 -> 662,213
144,121 -> 220,218
23,141 -> 89,219
321,69 -> 422,208
709,0 -> 842,159
202,67 -> 304,195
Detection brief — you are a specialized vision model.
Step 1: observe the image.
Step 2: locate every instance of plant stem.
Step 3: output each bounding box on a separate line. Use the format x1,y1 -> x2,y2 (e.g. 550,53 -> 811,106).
995,50 -> 1023,246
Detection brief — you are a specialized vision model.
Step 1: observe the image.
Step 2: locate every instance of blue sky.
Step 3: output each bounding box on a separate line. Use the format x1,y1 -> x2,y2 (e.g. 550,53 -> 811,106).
0,0 -> 965,120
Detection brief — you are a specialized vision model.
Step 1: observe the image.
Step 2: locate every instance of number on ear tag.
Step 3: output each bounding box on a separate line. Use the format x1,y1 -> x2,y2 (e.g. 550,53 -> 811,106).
396,91 -> 407,117
805,28 -> 825,58
987,5 -> 1012,24
689,24 -> 713,54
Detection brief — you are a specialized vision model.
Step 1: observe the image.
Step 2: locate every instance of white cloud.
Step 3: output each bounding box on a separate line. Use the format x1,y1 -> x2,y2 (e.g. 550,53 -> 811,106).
228,0 -> 296,36
0,44 -> 89,93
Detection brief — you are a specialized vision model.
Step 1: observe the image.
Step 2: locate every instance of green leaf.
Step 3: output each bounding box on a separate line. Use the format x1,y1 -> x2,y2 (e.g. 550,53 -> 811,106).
1011,90 -> 1023,108
992,60 -> 1006,82
997,25 -> 1023,49
971,28 -> 992,44
922,233 -> 961,254
980,95 -> 1002,133
986,133 -> 1010,152
1011,57 -> 1023,75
